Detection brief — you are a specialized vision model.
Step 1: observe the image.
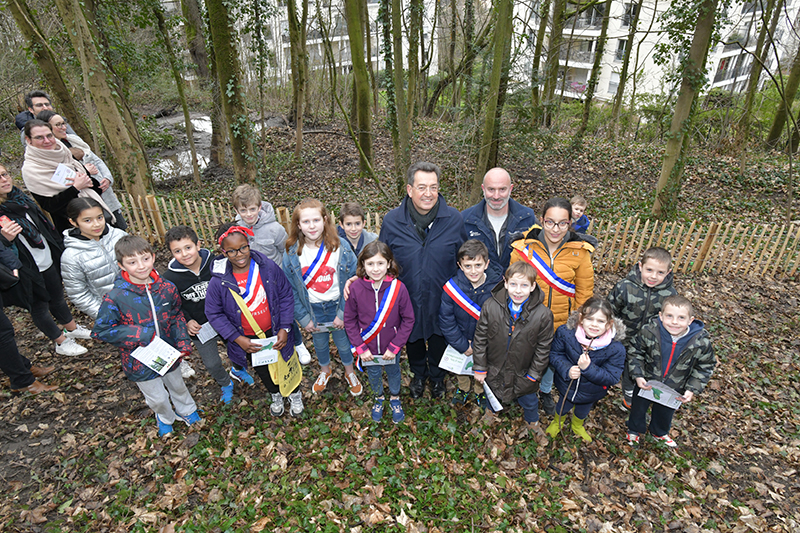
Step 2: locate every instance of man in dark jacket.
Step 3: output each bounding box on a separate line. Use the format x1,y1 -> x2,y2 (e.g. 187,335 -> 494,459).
15,90 -> 76,146
461,168 -> 538,279
379,162 -> 467,399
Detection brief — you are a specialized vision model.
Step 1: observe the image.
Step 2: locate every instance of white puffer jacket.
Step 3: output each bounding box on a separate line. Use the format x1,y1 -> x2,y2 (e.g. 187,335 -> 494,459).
60,225 -> 128,319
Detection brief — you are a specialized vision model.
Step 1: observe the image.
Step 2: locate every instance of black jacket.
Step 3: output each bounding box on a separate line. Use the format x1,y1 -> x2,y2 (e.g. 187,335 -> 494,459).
161,248 -> 213,325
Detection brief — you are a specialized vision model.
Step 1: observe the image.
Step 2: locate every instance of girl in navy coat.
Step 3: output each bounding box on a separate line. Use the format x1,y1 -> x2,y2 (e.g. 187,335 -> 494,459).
546,297 -> 626,443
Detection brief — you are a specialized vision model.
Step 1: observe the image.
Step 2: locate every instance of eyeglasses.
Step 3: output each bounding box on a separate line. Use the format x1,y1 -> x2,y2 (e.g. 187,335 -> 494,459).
0,172 -> 11,181
224,244 -> 250,257
31,133 -> 55,142
543,220 -> 570,230
414,185 -> 439,194
52,122 -> 68,129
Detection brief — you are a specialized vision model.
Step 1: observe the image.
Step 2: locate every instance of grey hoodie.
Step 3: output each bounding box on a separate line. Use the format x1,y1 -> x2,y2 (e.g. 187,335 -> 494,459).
234,201 -> 288,265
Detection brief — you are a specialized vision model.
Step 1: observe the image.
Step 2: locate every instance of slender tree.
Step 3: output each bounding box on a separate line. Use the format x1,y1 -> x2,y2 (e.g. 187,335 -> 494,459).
609,0 -> 644,133
765,36 -> 800,148
530,0 -> 550,117
344,0 -> 374,172
542,0 -> 566,126
652,0 -> 719,217
287,0 -> 309,159
574,0 -> 613,146
206,0 -> 257,183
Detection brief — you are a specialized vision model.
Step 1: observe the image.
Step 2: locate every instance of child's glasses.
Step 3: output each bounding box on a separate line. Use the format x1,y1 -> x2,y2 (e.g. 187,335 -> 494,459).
543,220 -> 570,229
224,244 -> 250,257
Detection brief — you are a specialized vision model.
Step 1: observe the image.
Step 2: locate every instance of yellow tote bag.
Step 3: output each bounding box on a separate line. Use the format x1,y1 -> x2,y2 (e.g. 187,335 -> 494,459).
229,289 -> 301,394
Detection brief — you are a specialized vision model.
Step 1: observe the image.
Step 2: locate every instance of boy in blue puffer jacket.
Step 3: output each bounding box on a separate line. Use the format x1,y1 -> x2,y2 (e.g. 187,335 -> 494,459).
93,236 -> 202,437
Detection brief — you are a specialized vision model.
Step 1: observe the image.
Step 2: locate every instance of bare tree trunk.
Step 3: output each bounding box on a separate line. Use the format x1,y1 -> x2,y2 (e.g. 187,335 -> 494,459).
652,0 -> 718,217
392,0 -> 411,192
461,0 -> 477,117
542,0 -> 566,127
407,0 -> 422,122
345,0 -> 374,171
470,0 -> 513,203
574,0 -> 612,146
766,45 -> 800,148
53,0 -> 149,198
6,0 -> 93,144
288,0 -> 309,159
609,0 -> 644,135
181,0 -> 210,78
153,5 -> 201,186
206,0 -> 257,183
531,0 -> 550,120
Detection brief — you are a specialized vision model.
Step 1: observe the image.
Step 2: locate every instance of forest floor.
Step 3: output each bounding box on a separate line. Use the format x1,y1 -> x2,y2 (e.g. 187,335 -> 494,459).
0,115 -> 799,532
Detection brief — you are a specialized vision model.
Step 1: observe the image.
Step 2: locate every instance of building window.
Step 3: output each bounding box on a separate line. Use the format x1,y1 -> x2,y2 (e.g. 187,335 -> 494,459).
622,3 -> 638,27
608,72 -> 620,94
615,39 -> 627,61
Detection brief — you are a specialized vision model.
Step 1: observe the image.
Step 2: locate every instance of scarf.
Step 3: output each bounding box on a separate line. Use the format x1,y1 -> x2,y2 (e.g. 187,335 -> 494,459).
21,142 -> 114,220
574,324 -> 615,350
407,197 -> 440,241
0,187 -> 50,248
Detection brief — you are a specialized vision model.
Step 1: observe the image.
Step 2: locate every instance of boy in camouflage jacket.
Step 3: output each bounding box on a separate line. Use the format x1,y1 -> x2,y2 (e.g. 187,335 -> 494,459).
607,247 -> 677,408
625,295 -> 715,448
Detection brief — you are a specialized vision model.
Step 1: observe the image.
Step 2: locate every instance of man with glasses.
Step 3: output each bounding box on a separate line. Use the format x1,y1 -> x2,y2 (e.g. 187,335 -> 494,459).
14,90 -> 76,146
462,167 -> 538,279
379,162 -> 467,399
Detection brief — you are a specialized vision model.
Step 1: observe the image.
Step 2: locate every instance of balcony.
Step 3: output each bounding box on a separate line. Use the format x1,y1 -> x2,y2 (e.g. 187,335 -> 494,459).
559,48 -> 595,64
563,16 -> 603,30
713,63 -> 751,83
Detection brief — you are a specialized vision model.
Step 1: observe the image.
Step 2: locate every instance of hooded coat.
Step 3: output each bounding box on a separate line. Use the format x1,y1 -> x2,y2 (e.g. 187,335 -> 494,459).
549,312 -> 626,405
234,201 -> 288,266
205,250 -> 295,367
606,264 -> 677,347
472,281 -> 554,405
60,225 -> 128,318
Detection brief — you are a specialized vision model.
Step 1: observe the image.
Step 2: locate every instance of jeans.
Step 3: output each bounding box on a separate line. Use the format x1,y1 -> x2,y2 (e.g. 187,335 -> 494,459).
309,300 -> 353,367
626,387 -> 676,437
192,335 -> 229,387
0,296 -> 35,389
406,334 -> 447,382
30,264 -> 74,340
555,396 -> 595,419
366,361 -> 401,397
135,368 -> 197,424
539,366 -> 554,394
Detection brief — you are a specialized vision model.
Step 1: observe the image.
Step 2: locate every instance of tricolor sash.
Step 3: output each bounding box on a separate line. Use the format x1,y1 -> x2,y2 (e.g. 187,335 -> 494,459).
239,260 -> 260,303
519,245 -> 576,298
361,278 -> 400,344
302,245 -> 333,289
442,278 -> 481,320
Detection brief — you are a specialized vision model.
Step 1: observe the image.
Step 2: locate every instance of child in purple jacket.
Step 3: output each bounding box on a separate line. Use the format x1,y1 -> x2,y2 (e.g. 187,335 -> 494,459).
344,241 -> 415,424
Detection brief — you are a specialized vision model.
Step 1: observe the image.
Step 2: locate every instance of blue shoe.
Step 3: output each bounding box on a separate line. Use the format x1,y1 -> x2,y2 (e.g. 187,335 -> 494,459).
178,410 -> 202,425
220,381 -> 234,404
156,414 -> 173,437
390,399 -> 405,424
229,367 -> 254,386
371,396 -> 385,422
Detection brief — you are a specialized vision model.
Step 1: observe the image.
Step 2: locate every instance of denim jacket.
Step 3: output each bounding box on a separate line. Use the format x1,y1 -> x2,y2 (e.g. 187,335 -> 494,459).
282,240 -> 357,327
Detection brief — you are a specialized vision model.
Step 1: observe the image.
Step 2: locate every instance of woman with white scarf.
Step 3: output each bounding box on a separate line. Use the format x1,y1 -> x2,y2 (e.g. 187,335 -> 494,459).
21,120 -> 115,234
36,111 -> 127,230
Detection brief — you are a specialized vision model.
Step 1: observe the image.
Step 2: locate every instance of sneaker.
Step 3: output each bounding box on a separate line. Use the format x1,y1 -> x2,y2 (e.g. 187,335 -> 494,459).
621,390 -> 633,411
312,371 -> 331,394
451,388 -> 469,406
156,414 -> 173,437
475,392 -> 489,410
296,343 -> 312,365
177,410 -> 202,425
652,434 -> 678,448
220,381 -> 234,404
289,391 -> 304,417
389,398 -> 405,424
180,360 -> 196,379
64,325 -> 92,340
626,432 -> 640,446
539,391 -> 556,416
56,337 -> 88,356
346,372 -> 363,397
229,367 -> 255,386
270,393 -> 285,417
372,397 -> 385,422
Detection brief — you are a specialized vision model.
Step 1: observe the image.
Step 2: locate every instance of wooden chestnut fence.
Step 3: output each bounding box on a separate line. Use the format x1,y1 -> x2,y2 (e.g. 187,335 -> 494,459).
118,195 -> 800,278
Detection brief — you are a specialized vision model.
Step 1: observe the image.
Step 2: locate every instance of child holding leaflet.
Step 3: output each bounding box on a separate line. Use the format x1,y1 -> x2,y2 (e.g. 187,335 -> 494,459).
472,262 -> 554,444
163,225 -> 235,404
205,223 -> 302,417
626,295 -> 716,447
283,199 -> 362,396
546,297 -> 626,443
438,240 -> 501,408
344,241 -> 414,423
92,236 -> 202,437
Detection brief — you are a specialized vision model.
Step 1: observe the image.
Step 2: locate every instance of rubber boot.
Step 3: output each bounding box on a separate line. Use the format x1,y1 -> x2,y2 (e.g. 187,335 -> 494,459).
571,414 -> 592,443
546,413 -> 567,438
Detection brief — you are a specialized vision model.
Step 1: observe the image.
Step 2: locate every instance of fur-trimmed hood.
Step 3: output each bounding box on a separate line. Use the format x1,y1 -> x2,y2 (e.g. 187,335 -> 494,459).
565,311 -> 626,342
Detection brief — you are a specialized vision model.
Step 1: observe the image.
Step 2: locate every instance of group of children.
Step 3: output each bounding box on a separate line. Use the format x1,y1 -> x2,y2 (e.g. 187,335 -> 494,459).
54,185 -> 714,447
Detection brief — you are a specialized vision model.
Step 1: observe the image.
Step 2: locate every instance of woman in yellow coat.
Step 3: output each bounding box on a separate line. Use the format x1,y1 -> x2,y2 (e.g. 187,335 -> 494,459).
510,197 -> 595,414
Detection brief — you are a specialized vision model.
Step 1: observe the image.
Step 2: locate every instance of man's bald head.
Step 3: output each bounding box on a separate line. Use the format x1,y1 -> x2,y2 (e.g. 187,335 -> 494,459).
481,167 -> 513,215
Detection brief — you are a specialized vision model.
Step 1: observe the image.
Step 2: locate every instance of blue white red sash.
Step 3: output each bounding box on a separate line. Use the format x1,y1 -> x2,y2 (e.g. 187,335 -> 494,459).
442,278 -> 481,320
520,245 -> 576,298
302,245 -> 333,289
361,278 -> 400,344
239,260 -> 260,303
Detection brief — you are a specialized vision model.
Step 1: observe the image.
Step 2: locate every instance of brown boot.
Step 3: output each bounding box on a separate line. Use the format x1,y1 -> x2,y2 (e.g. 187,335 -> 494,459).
12,380 -> 58,395
527,421 -> 548,447
30,365 -> 55,379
